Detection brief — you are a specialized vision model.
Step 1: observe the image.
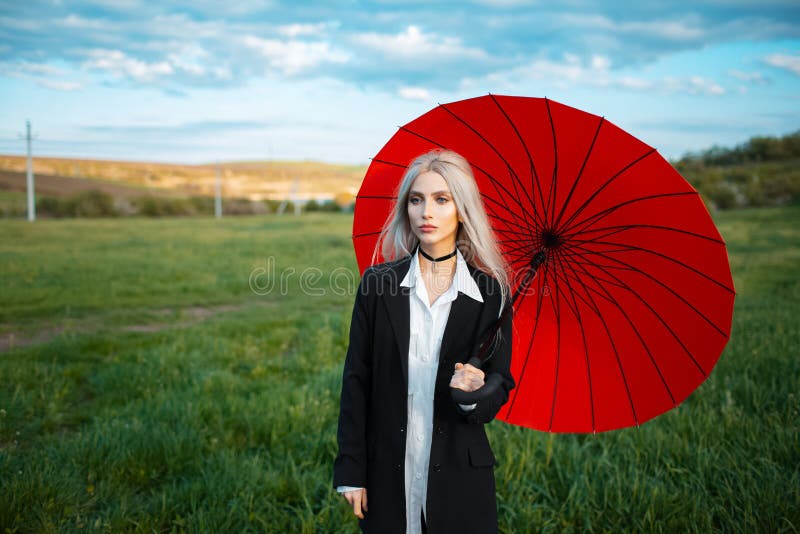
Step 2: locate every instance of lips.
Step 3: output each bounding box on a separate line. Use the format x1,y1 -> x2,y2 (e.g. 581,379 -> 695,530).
419,225 -> 437,232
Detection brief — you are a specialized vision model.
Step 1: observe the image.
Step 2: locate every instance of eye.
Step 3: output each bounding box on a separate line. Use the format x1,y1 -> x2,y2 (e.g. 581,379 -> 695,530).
408,196 -> 421,205
437,196 -> 449,203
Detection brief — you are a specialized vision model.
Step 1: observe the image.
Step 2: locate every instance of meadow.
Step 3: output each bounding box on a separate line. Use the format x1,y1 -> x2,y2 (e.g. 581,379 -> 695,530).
0,207 -> 798,532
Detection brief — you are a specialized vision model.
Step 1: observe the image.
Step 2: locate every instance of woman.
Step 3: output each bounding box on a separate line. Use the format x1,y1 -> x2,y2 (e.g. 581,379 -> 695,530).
333,149 -> 514,533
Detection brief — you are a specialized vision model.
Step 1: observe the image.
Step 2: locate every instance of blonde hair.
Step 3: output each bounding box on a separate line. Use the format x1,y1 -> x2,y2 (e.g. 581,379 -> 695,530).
372,149 -> 510,312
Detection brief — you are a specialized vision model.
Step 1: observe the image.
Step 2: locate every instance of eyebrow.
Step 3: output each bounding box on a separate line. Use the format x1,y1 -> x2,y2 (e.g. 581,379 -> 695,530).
409,190 -> 452,196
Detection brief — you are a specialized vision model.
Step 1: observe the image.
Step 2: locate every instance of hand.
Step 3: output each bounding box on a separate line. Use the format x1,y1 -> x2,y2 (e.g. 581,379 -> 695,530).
342,488 -> 368,519
449,362 -> 485,392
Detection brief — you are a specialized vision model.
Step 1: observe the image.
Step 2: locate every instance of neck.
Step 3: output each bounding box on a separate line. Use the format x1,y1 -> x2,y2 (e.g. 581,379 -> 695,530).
417,243 -> 457,275
418,243 -> 457,260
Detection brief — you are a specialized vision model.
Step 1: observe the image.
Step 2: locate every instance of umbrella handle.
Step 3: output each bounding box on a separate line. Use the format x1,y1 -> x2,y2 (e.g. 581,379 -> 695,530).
450,356 -> 504,405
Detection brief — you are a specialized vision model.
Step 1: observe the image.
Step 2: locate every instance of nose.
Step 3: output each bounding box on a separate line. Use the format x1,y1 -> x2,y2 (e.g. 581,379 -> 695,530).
422,199 -> 433,219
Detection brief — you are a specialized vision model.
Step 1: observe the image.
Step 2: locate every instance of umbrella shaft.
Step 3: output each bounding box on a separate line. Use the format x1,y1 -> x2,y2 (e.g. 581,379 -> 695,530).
471,250 -> 547,366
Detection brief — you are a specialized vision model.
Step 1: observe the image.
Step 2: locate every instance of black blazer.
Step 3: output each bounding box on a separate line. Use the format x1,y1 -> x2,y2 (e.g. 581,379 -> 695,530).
333,254 -> 514,533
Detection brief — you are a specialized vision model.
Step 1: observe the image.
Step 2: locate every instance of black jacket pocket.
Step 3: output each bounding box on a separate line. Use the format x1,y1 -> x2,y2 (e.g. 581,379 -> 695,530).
467,441 -> 497,468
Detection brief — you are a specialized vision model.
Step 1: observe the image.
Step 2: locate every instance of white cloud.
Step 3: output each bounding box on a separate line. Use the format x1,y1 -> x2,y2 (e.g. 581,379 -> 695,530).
241,35 -> 350,75
686,76 -> 725,95
557,13 -> 707,41
353,25 -> 488,61
617,76 -> 655,91
764,53 -> 800,76
81,49 -> 174,82
728,69 -> 768,83
620,19 -> 706,41
36,79 -> 83,91
495,53 -> 612,88
11,62 -> 66,77
398,86 -> 432,101
469,0 -> 537,6
56,14 -> 110,30
464,53 -> 728,96
0,16 -> 43,31
277,22 -> 331,38
618,75 -> 725,95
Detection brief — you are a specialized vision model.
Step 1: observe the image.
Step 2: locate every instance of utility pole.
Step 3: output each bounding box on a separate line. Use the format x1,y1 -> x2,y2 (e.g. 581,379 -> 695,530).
277,178 -> 300,216
20,120 -> 36,221
215,163 -> 222,219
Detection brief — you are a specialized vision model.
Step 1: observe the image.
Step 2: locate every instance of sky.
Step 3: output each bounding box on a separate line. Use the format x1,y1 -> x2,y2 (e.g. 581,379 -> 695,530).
0,0 -> 798,165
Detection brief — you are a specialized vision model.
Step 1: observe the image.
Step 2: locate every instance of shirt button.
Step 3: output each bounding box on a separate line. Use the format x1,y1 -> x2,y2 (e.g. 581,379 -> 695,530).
400,428 -> 405,433
415,473 -> 422,480
394,463 -> 401,471
416,435 -> 423,442
433,464 -> 441,472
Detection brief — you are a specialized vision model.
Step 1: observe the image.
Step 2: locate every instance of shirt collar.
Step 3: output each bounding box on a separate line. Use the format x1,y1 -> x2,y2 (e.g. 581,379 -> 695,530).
400,247 -> 484,303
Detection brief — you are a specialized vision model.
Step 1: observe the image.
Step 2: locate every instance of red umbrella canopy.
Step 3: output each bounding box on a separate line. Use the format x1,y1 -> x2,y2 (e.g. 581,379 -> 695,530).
353,95 -> 735,433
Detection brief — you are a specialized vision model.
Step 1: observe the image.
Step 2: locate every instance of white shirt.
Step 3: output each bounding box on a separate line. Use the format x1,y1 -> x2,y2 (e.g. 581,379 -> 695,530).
338,248 -> 483,533
400,248 -> 483,533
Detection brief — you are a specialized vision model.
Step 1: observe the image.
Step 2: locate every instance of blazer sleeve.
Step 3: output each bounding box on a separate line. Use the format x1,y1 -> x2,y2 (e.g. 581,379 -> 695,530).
332,273 -> 373,488
460,284 -> 515,425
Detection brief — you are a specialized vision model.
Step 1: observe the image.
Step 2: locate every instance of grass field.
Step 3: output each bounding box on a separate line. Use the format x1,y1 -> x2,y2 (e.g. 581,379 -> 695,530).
0,207 -> 798,532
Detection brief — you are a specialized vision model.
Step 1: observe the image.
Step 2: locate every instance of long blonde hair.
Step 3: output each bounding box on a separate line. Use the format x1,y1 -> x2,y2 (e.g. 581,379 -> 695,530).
372,149 -> 510,312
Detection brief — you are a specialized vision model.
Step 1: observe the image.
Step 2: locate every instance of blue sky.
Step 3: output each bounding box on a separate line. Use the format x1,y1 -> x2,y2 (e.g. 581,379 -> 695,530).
0,0 -> 798,164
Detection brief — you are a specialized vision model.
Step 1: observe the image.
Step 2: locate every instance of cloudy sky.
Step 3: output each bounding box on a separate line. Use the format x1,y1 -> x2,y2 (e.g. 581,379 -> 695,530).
0,0 -> 798,164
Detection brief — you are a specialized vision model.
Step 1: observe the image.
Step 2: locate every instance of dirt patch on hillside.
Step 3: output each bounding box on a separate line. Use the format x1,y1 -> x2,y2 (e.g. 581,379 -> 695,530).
0,170 -> 183,199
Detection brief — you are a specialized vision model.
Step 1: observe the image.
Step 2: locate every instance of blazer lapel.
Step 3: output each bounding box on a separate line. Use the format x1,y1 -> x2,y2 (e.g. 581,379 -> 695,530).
380,258 -> 412,388
439,292 -> 483,364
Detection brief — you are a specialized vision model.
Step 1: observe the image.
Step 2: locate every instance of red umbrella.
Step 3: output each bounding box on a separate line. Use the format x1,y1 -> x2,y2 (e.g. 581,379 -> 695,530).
353,95 -> 735,433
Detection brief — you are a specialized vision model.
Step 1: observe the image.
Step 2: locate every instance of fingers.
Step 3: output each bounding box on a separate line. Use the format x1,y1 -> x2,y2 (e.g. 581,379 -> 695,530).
344,489 -> 365,519
463,363 -> 484,378
450,362 -> 486,392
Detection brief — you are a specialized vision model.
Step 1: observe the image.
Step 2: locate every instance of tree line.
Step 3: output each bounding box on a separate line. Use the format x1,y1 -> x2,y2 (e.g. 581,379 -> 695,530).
673,130 -> 800,209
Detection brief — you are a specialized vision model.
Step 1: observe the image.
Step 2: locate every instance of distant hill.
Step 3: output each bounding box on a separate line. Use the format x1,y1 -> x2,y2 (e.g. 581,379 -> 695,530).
0,155 -> 366,202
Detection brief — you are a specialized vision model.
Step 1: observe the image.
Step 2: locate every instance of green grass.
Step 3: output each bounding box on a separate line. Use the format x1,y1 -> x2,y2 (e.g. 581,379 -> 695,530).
1,208 -> 798,532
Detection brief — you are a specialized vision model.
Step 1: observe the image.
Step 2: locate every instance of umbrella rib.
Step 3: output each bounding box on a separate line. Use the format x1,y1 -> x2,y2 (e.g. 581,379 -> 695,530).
437,103 -> 544,234
482,193 -> 540,234
498,241 -> 541,268
503,260 -> 549,422
558,248 -> 678,406
371,157 -> 407,169
547,249 -> 639,426
567,237 -> 735,295
487,94 -> 544,228
586,244 -> 728,337
486,220 -> 536,242
563,191 -> 698,238
555,258 -> 628,288
352,230 -> 383,239
548,251 -> 599,431
562,241 -> 711,376
552,116 -> 605,231
546,246 -> 565,431
356,195 -> 397,200
561,223 -> 726,245
398,125 -> 542,234
555,148 -> 657,235
545,98 -> 558,229
558,247 -> 640,260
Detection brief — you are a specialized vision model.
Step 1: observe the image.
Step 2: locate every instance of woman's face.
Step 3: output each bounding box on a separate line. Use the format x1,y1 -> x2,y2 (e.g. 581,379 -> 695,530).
407,170 -> 461,255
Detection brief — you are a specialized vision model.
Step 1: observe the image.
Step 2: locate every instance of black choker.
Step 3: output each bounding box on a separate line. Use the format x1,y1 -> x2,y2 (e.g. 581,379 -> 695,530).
418,246 -> 457,262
